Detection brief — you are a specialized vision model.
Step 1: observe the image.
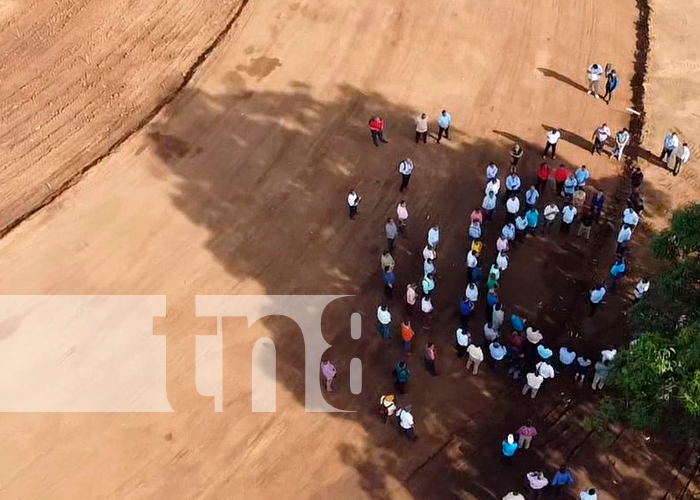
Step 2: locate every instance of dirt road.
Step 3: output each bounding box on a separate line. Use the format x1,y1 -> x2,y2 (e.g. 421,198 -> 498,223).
0,0 -> 686,499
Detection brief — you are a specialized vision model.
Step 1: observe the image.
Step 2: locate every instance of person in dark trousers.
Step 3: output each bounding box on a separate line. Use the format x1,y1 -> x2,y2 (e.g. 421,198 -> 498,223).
415,113 -> 428,143
382,266 -> 395,298
554,165 -> 568,196
535,163 -> 550,193
543,129 -> 561,159
589,283 -> 606,316
393,361 -> 410,394
437,110 -> 452,143
424,343 -> 437,376
398,158 -> 414,191
368,116 -> 388,146
347,189 -> 361,219
385,218 -> 398,252
510,143 -> 524,168
550,465 -> 575,499
603,69 -> 618,104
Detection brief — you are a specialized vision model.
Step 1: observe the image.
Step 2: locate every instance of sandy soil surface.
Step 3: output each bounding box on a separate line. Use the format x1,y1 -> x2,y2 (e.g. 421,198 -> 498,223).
0,0 -> 243,231
0,0 -> 694,499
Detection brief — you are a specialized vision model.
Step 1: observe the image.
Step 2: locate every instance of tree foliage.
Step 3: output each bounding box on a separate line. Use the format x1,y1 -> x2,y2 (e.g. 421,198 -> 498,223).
607,204 -> 700,437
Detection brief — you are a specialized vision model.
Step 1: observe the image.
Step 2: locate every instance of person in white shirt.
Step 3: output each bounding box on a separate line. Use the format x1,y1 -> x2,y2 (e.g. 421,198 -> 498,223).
560,202 -> 577,233
543,128 -> 561,159
347,189 -> 361,219
377,305 -> 392,339
466,344 -> 484,375
542,202 -> 560,233
496,235 -> 509,253
415,113 -> 428,143
672,142 -> 691,176
506,194 -> 521,222
601,348 -> 618,362
427,225 -> 440,248
455,327 -> 470,357
592,123 -> 611,155
622,206 -> 639,228
496,251 -> 509,272
484,322 -> 499,343
465,283 -> 479,302
589,283 -> 607,316
536,361 -> 555,380
492,303 -> 505,330
396,406 -> 416,440
466,249 -> 479,278
526,471 -> 549,498
503,492 -> 526,500
421,295 -> 434,314
423,244 -> 437,261
398,158 -> 414,191
634,278 -> 650,301
485,177 -> 501,196
660,132 -> 680,162
587,63 -> 603,97
486,162 -> 499,181
482,190 -> 497,220
522,372 -> 544,399
405,283 -> 417,314
617,224 -> 632,253
397,200 -> 409,229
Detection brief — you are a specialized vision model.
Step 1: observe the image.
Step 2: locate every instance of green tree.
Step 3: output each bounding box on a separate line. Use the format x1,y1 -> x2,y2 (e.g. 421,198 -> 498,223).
607,204 -> 700,437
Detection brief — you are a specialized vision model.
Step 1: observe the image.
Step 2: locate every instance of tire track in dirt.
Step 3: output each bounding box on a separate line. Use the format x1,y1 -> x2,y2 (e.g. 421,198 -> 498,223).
0,0 -> 251,239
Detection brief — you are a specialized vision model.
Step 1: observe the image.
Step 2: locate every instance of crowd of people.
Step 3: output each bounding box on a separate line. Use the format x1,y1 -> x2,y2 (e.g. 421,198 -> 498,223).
319,60 -> 676,500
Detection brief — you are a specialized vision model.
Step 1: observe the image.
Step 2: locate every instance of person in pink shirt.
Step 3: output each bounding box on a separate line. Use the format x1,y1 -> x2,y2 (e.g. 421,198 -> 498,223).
470,207 -> 484,225
516,420 -> 538,449
320,360 -> 337,392
397,200 -> 409,231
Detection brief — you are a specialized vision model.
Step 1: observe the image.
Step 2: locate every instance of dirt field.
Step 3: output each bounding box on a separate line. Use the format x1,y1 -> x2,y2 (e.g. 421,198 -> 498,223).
0,0 -> 697,499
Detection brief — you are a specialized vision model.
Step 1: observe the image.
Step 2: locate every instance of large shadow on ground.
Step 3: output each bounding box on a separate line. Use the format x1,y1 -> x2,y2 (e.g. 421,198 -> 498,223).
146,81 -> 681,500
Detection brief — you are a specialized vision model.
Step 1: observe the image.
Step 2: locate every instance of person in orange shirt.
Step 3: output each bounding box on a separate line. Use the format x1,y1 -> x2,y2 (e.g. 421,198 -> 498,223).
368,116 -> 388,147
401,319 -> 416,354
554,165 -> 569,196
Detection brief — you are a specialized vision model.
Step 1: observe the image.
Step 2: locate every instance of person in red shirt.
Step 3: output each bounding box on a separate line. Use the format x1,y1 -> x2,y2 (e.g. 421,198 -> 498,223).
554,165 -> 569,196
535,163 -> 550,194
368,116 -> 388,147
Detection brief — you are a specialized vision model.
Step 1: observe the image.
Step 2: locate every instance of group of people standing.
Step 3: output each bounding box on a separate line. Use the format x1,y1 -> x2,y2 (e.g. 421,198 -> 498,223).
330,60 -> 667,497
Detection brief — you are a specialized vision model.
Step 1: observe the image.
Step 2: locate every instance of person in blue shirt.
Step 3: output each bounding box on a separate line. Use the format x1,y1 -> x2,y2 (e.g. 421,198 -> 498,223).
603,69 -> 618,104
575,166 -> 590,187
525,186 -> 540,207
526,208 -> 539,232
609,258 -> 627,291
501,433 -> 518,459
486,288 -> 499,319
590,190 -> 605,221
459,296 -> 475,327
436,110 -> 452,143
551,465 -> 575,498
505,173 -> 522,197
382,267 -> 395,298
563,174 -> 578,198
510,313 -> 526,332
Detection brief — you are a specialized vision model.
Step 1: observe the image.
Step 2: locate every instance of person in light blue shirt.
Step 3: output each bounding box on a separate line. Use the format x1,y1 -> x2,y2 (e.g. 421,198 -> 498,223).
482,190 -> 497,220
575,166 -> 590,187
525,186 -> 540,206
514,215 -> 528,245
559,347 -> 576,367
563,174 -> 578,198
502,223 -> 516,241
489,342 -> 507,368
469,220 -> 482,240
609,258 -> 626,291
505,173 -> 522,196
486,162 -> 498,181
437,110 -> 451,143
526,208 -> 539,231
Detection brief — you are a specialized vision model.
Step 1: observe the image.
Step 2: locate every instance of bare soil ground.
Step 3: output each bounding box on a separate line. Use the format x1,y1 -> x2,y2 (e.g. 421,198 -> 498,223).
0,0 -> 696,499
